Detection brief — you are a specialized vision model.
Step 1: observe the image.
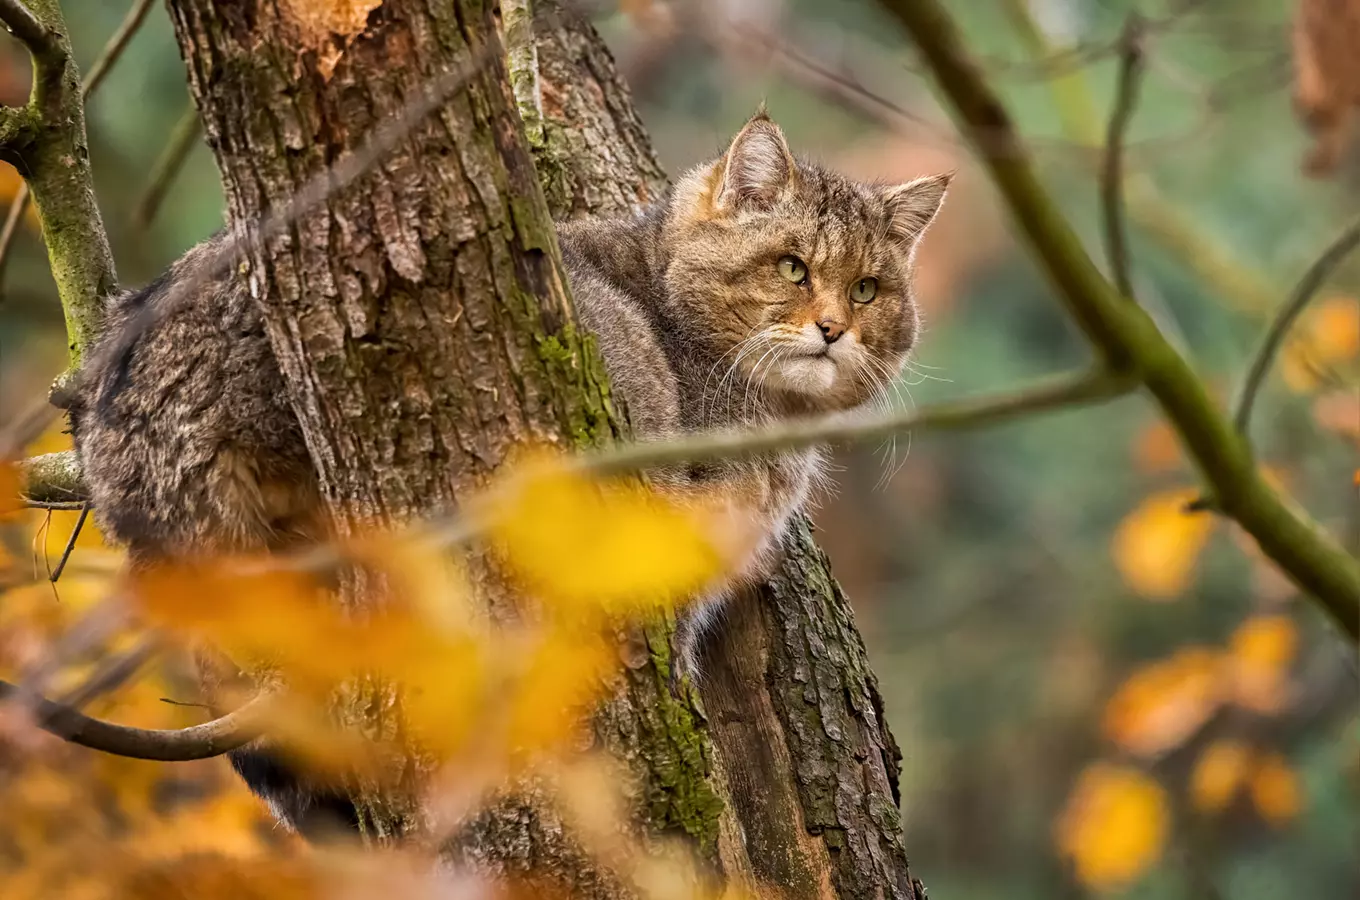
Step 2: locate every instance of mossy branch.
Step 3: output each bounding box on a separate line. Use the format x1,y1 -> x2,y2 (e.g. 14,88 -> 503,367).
0,0 -> 118,371
879,0 -> 1360,640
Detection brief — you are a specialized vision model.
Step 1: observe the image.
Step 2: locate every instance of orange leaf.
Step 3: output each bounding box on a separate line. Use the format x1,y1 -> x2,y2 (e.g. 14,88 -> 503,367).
1112,489 -> 1215,599
1055,763 -> 1168,891
1102,648 -> 1225,757
1307,296 -> 1360,362
1228,615 -> 1297,714
1190,740 -> 1251,814
1250,752 -> 1303,826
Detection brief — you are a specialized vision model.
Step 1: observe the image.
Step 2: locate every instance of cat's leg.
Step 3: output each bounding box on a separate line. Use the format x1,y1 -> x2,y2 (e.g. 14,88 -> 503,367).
668,589 -> 732,698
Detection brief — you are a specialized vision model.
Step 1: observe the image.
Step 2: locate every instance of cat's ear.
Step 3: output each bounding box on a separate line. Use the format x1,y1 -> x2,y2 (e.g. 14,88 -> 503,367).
882,173 -> 952,245
715,109 -> 796,212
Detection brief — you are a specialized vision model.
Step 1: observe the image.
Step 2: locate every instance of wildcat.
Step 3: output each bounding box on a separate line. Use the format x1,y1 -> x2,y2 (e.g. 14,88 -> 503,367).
71,109 -> 948,836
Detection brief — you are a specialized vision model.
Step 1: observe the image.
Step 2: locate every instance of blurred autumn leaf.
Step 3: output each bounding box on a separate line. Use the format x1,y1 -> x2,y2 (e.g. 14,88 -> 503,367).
1102,647 -> 1224,759
1190,739 -> 1252,814
1250,752 -> 1303,827
1054,763 -> 1169,892
1227,615 -> 1298,714
489,455 -> 728,617
1281,296 -> 1360,392
1111,488 -> 1215,600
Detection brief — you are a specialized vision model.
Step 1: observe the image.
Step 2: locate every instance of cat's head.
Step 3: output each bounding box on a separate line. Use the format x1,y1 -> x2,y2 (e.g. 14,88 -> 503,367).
664,109 -> 949,415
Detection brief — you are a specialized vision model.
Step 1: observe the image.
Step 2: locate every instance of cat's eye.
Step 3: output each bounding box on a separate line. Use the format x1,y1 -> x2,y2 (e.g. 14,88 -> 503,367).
850,277 -> 878,304
777,255 -> 808,285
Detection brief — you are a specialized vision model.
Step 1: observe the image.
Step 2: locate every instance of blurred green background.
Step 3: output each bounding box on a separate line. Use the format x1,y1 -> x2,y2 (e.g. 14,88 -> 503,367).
1,1 -> 1356,898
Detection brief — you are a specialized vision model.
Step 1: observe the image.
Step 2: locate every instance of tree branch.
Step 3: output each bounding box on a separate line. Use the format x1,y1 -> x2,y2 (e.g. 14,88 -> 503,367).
0,0 -> 59,67
130,104 -> 201,231
1000,0 -> 1283,320
581,369 -> 1132,477
1,0 -> 118,372
0,678 -> 267,761
879,0 -> 1360,640
1232,215 -> 1360,440
79,0 -> 153,97
19,449 -> 84,505
1102,17 -> 1145,302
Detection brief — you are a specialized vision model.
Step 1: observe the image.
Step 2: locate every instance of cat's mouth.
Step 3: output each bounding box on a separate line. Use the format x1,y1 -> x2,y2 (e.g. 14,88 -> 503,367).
762,352 -> 838,395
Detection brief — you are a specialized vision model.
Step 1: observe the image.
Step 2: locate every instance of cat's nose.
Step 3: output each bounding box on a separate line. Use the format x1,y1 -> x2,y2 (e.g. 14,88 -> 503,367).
818,319 -> 845,344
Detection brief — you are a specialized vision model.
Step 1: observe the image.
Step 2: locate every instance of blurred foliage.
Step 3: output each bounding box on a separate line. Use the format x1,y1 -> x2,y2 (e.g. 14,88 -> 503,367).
0,0 -> 1357,898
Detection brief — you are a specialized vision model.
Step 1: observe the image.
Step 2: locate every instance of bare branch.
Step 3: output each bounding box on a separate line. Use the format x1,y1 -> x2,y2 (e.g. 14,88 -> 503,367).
79,0 -> 154,97
0,678 -> 267,761
1102,17 -> 1145,302
878,0 -> 1360,640
579,369 -> 1132,477
130,105 -> 201,231
54,634 -> 154,708
0,0 -> 58,64
0,183 -> 26,284
1232,215 -> 1360,441
18,450 -> 84,505
48,500 -> 88,581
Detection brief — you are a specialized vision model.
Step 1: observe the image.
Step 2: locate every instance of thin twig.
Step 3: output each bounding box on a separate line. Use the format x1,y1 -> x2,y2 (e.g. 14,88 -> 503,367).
79,0 -> 154,98
130,105 -> 201,231
1232,215 -> 1360,443
1102,16 -> 1145,302
48,501 -> 89,582
0,184 -> 27,284
0,678 -> 268,761
0,0 -> 56,60
54,634 -> 155,709
579,369 -> 1130,477
878,0 -> 1360,639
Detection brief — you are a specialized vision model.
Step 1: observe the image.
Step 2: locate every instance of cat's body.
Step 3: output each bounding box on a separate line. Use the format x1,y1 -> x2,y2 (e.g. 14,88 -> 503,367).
72,111 -> 947,836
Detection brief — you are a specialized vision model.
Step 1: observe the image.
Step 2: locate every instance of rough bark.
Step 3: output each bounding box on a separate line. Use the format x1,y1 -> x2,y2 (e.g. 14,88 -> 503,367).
531,8 -> 923,897
165,0 -> 921,895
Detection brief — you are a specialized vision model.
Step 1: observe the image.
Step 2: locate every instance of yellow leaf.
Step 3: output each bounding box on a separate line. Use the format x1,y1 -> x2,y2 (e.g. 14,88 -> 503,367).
1102,648 -> 1225,757
506,630 -> 614,759
1190,740 -> 1251,813
1055,763 -> 1168,892
1250,753 -> 1302,826
1228,615 -> 1297,713
490,455 -> 725,617
1112,489 -> 1215,599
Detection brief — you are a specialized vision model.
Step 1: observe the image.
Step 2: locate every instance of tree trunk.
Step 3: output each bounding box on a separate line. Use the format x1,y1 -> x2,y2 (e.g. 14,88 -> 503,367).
165,0 -> 923,896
